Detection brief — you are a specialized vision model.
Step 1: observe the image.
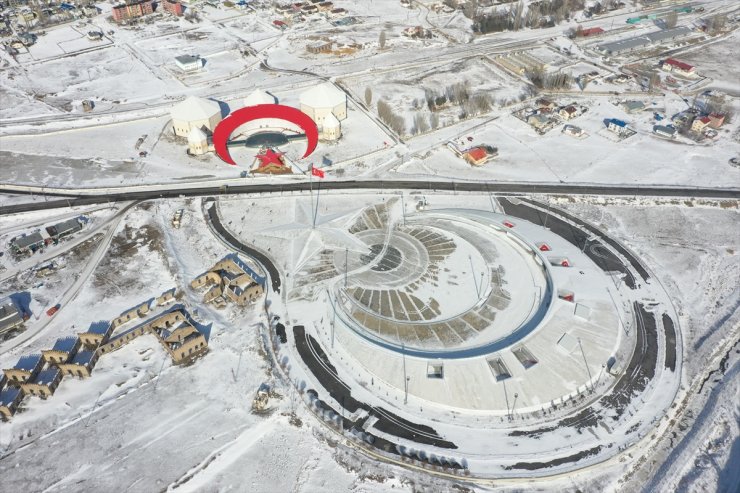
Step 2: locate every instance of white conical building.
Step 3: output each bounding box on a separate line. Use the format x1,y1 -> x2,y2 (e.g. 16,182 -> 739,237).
299,82 -> 347,125
321,112 -> 341,141
243,89 -> 277,107
187,126 -> 209,155
171,96 -> 222,137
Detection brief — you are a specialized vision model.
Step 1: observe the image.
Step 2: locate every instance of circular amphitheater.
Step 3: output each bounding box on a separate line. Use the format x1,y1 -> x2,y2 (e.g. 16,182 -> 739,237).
288,199 -> 632,414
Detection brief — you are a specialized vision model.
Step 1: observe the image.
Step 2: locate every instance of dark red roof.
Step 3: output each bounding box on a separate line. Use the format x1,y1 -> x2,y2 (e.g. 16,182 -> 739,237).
664,58 -> 694,72
581,27 -> 604,36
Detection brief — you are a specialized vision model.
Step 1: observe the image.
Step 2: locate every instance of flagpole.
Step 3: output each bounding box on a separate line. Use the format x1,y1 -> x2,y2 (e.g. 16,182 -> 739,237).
309,164 -> 314,229
313,177 -> 321,229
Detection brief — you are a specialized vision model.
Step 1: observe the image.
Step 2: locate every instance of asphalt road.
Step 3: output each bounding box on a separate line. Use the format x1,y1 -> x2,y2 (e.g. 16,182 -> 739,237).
2,180 -> 738,215
205,202 -> 282,293
498,198 -> 638,289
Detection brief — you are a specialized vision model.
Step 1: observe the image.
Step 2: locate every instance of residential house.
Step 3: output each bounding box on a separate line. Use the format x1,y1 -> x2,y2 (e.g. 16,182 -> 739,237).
0,387 -> 23,420
606,118 -> 629,135
691,116 -> 711,133
3,354 -> 43,385
463,147 -> 489,166
621,100 -> 645,114
653,125 -> 677,138
42,337 -> 81,365
528,114 -> 550,129
21,367 -> 62,399
559,105 -> 578,120
708,113 -> 725,129
661,58 -> 695,77
0,300 -> 24,337
58,350 -> 99,378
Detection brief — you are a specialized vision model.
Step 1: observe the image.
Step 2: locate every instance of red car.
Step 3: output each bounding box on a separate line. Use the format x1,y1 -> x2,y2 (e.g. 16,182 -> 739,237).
46,304 -> 61,317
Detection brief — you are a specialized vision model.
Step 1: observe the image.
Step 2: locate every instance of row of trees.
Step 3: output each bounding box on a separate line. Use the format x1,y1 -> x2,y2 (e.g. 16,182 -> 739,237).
525,67 -> 574,90
377,99 -> 406,135
470,0 -> 585,34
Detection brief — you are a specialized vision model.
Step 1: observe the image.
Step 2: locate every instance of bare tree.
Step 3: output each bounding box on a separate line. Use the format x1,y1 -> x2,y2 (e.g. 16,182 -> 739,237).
648,72 -> 661,92
414,113 -> 429,134
664,11 -> 678,29
364,87 -> 372,106
379,30 -> 387,49
429,113 -> 439,130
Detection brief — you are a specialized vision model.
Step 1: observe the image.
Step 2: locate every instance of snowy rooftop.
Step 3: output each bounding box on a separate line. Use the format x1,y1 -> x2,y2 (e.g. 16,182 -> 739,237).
170,96 -> 222,122
299,82 -> 346,109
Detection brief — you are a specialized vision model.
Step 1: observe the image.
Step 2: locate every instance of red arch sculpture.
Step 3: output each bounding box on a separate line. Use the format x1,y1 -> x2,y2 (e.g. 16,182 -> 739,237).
212,104 -> 319,165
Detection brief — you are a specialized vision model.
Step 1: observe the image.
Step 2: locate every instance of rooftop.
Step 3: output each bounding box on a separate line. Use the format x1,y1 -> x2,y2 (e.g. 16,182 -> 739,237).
300,82 -> 346,109
171,96 -> 221,122
0,387 -> 21,406
13,354 -> 42,372
51,337 -> 79,354
72,350 -> 96,366
33,368 -> 61,386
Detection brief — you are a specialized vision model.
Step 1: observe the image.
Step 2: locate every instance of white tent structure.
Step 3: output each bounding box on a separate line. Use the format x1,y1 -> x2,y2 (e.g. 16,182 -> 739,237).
300,82 -> 347,126
243,89 -> 277,107
171,96 -> 222,137
187,127 -> 209,155
321,112 -> 341,141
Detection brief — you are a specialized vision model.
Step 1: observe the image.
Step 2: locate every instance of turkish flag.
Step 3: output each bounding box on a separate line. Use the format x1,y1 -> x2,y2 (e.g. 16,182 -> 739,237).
311,166 -> 325,179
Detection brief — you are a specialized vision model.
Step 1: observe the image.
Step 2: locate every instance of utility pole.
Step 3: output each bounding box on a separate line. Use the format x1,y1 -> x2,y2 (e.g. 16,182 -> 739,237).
511,392 -> 519,420
85,391 -> 103,428
402,343 -> 409,404
578,338 -> 594,392
400,192 -> 406,226
469,255 -> 480,298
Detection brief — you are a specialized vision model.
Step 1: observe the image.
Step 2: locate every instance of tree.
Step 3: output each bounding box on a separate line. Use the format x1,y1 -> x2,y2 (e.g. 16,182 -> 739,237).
429,113 -> 439,130
664,11 -> 678,29
379,30 -> 387,49
648,72 -> 661,92
364,87 -> 372,106
413,113 -> 429,134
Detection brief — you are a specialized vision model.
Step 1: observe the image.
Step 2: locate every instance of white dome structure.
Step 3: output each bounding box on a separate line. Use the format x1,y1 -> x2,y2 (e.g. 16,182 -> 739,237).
321,112 -> 341,141
171,96 -> 223,137
187,127 -> 209,155
300,82 -> 347,126
243,89 -> 277,107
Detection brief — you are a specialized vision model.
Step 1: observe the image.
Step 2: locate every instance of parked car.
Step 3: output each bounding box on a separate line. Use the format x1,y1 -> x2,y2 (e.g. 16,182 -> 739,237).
46,304 -> 61,317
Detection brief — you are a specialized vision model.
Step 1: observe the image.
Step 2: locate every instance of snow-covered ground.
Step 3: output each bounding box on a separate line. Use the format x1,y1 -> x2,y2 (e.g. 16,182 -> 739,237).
1,0 -> 739,490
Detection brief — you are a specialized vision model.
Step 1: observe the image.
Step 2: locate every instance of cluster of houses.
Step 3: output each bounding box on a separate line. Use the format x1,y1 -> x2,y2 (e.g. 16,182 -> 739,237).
1,2 -> 100,49
515,98 -> 588,135
402,26 -> 433,39
9,216 -> 86,257
273,0 -> 347,25
191,255 -> 266,308
110,0 -> 184,23
0,290 -> 210,420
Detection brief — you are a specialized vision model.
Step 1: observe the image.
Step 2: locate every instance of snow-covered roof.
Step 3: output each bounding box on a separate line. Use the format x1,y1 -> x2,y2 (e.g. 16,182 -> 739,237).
171,96 -> 221,122
188,126 -> 208,143
244,89 -> 276,107
323,112 -> 340,128
299,82 -> 345,109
